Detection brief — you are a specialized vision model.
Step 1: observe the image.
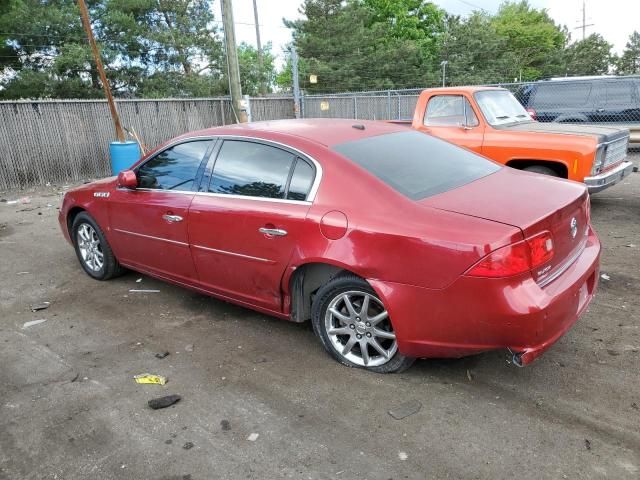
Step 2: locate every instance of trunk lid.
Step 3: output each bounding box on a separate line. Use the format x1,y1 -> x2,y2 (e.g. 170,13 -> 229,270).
421,167 -> 589,284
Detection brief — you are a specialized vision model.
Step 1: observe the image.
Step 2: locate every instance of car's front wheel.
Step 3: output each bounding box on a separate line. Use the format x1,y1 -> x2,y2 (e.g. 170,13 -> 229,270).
312,275 -> 414,373
72,212 -> 124,280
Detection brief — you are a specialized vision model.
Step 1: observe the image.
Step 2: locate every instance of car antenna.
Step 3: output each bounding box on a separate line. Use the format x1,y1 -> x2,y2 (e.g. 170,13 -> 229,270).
352,124 -> 365,130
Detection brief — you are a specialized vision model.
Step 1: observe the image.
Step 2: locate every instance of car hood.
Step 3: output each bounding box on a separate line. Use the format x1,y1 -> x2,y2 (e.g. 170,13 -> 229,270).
498,121 -> 630,143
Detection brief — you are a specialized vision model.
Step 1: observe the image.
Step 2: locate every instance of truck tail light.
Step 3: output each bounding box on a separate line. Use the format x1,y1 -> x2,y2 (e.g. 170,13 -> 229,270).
526,108 -> 537,120
466,231 -> 554,278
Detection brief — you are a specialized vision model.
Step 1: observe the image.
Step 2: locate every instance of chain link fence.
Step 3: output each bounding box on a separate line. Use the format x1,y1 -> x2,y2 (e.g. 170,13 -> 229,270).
0,96 -> 294,191
301,88 -> 422,121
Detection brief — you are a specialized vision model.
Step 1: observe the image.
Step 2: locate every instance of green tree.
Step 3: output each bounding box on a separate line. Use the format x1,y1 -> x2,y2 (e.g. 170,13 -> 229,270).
0,0 -> 226,99
237,42 -> 276,96
564,33 -> 613,76
490,0 -> 567,80
440,12 -> 517,85
617,31 -> 640,75
287,0 -> 445,92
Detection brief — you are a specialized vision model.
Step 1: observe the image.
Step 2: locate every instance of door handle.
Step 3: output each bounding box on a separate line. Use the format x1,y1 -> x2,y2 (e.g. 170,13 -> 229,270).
596,108 -> 605,112
162,214 -> 183,223
259,227 -> 287,237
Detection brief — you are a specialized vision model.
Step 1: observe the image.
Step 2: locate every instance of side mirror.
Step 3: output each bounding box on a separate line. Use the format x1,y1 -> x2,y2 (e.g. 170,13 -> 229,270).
117,170 -> 138,189
458,122 -> 473,131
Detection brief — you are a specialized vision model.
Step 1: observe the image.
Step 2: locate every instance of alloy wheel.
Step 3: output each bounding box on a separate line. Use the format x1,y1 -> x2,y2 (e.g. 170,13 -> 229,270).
324,290 -> 397,367
76,223 -> 104,272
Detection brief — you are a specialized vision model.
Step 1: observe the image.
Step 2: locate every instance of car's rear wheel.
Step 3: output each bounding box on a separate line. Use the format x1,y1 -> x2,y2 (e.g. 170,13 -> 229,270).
312,275 -> 414,373
523,165 -> 559,177
72,212 -> 124,280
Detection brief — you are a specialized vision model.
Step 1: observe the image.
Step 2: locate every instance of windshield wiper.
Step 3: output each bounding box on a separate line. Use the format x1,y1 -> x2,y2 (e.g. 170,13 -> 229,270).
515,114 -> 528,118
495,115 -> 511,120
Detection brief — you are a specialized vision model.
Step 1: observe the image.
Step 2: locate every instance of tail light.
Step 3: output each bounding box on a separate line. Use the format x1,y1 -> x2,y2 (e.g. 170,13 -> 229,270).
466,231 -> 554,278
526,108 -> 537,120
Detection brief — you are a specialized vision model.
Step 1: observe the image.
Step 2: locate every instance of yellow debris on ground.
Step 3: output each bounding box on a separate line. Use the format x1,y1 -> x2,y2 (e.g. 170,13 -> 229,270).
134,373 -> 167,385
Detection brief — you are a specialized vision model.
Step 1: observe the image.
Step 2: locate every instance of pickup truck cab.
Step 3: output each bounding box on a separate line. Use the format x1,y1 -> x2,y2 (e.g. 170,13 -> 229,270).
411,86 -> 634,193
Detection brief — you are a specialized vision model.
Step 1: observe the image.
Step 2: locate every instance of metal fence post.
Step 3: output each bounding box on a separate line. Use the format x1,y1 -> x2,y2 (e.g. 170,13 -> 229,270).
387,90 -> 391,120
353,96 -> 358,119
220,99 -> 226,125
243,94 -> 252,122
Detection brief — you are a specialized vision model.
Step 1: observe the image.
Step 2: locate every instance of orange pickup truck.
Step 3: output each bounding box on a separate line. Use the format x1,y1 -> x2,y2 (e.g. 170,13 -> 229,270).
410,86 -> 634,193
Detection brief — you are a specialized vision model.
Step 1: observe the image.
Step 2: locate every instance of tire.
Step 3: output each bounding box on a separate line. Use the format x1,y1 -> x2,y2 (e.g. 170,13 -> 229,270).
523,165 -> 559,177
72,212 -> 125,280
311,274 -> 414,373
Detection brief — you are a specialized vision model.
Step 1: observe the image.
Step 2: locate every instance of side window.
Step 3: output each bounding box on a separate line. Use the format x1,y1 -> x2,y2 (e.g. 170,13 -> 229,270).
425,95 -> 465,126
606,81 -> 634,107
464,98 -> 479,127
532,83 -> 592,108
287,159 -> 315,201
209,140 -> 295,199
137,140 -> 211,191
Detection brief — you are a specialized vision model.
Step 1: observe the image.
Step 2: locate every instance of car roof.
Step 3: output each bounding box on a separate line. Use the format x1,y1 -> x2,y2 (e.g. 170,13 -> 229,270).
421,86 -> 506,94
181,118 -> 410,147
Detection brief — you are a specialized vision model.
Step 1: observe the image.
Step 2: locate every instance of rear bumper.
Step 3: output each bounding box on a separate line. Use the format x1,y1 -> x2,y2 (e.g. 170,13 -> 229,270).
369,228 -> 601,365
584,161 -> 633,193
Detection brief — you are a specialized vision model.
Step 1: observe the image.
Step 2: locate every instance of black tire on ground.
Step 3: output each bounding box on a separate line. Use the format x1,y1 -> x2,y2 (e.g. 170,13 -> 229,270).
71,211 -> 125,280
523,165 -> 560,177
311,274 -> 415,373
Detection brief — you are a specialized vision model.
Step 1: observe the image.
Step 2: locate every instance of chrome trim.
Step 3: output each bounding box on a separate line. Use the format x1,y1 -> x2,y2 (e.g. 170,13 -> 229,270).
132,134 -> 323,203
584,161 -> 633,193
195,191 -> 311,205
113,228 -> 189,247
537,240 -> 587,288
259,227 -> 288,236
191,244 -> 275,264
162,214 -> 184,223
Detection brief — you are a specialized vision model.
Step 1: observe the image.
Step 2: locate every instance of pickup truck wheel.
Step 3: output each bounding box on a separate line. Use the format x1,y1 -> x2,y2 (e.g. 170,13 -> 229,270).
312,274 -> 415,373
523,165 -> 559,177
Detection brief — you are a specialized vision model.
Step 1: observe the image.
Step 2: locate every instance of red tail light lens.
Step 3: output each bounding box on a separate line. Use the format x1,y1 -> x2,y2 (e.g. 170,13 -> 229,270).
466,231 -> 554,278
527,231 -> 554,268
526,107 -> 537,119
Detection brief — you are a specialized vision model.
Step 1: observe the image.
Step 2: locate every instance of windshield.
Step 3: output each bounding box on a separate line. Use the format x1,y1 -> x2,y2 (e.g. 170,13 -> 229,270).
475,90 -> 532,126
332,131 -> 500,201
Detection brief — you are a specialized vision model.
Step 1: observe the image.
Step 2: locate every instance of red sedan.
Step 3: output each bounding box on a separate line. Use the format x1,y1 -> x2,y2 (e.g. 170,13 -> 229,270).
59,119 -> 600,373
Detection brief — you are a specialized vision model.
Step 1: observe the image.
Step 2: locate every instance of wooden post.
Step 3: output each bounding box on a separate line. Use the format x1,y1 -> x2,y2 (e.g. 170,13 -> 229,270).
77,0 -> 125,142
252,0 -> 266,96
221,0 -> 248,123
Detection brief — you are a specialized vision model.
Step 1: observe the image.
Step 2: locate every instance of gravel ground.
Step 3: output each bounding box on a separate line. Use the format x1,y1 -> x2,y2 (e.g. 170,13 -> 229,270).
1,156 -> 639,480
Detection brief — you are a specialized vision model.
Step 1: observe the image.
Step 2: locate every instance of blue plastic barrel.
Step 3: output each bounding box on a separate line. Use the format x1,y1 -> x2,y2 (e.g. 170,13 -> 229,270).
109,141 -> 141,174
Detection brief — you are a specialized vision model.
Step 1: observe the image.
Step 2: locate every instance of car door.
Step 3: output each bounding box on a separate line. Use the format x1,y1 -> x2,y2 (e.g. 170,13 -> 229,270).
188,138 -> 317,312
108,139 -> 214,283
419,94 -> 484,153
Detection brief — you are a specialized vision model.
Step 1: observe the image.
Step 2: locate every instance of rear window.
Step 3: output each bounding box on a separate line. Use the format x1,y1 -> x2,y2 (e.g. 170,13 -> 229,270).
332,131 -> 500,200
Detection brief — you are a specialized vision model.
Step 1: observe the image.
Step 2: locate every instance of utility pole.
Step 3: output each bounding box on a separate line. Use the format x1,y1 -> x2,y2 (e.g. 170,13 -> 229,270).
77,0 -> 125,142
441,60 -> 448,87
575,0 -> 594,40
252,0 -> 266,96
291,45 -> 301,119
221,0 -> 248,123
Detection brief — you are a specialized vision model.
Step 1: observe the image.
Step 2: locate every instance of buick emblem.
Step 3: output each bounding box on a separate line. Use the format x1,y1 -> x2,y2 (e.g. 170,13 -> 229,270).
570,217 -> 578,239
